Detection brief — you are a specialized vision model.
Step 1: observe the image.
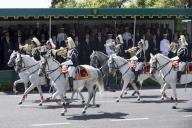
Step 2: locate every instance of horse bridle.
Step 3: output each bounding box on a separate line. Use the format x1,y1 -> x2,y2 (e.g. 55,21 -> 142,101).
108,56 -> 130,77
15,55 -> 39,73
41,57 -> 62,82
151,55 -> 170,72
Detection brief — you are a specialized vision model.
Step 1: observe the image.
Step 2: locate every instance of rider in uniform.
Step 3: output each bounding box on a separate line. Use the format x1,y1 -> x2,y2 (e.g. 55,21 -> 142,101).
172,35 -> 188,83
130,39 -> 145,83
115,34 -> 125,57
31,37 -> 42,61
61,37 -> 78,91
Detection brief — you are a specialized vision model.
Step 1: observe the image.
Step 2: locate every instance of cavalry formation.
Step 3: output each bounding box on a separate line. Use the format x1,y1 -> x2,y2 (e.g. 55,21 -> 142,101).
7,34 -> 192,116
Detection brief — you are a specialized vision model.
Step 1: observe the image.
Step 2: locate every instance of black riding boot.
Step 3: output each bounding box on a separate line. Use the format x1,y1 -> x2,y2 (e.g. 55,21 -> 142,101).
177,71 -> 182,83
68,77 -> 74,91
133,71 -> 139,83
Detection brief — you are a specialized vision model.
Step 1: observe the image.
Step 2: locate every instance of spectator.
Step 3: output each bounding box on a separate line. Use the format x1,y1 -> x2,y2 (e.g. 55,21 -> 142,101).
1,30 -> 15,69
95,32 -> 105,52
56,27 -> 67,49
122,26 -> 132,48
160,34 -> 170,56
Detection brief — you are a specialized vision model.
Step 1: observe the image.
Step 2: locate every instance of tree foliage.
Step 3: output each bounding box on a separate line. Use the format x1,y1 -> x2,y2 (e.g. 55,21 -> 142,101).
51,0 -> 130,8
51,0 -> 192,8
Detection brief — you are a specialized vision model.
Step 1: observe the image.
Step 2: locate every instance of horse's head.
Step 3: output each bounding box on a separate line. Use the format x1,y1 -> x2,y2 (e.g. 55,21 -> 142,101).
90,51 -> 99,67
107,55 -> 117,76
149,53 -> 158,74
15,52 -> 23,72
7,50 -> 17,67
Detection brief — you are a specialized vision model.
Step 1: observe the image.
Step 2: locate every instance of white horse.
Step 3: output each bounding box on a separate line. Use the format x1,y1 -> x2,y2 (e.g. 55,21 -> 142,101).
8,51 -> 30,94
13,52 -> 49,106
108,54 -> 152,102
39,50 -> 104,115
150,53 -> 192,109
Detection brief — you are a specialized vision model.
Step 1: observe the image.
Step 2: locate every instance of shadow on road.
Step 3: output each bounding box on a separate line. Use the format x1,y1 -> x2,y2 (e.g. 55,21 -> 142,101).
177,107 -> 192,112
66,112 -> 128,120
131,99 -> 188,104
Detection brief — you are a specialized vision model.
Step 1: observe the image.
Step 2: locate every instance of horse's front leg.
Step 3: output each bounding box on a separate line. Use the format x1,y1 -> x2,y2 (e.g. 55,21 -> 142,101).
131,82 -> 140,101
18,83 -> 36,105
117,79 -> 129,102
60,93 -> 68,116
13,79 -> 24,94
52,90 -> 61,105
160,83 -> 170,100
36,85 -> 44,106
170,83 -> 178,109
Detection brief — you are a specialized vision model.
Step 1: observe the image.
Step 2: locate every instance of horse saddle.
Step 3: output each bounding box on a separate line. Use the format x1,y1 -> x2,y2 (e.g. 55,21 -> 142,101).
62,65 -> 90,80
142,62 -> 151,74
75,65 -> 91,80
187,62 -> 192,74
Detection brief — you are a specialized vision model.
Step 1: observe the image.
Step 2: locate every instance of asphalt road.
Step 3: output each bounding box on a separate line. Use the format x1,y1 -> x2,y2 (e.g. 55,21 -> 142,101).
0,87 -> 192,128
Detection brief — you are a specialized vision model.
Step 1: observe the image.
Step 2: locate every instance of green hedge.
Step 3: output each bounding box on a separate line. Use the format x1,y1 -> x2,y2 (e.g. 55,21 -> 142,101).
0,70 -> 19,91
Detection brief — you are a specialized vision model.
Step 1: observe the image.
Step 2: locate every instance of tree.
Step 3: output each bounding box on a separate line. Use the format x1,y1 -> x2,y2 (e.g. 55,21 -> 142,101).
51,0 -> 192,8
51,0 -> 131,8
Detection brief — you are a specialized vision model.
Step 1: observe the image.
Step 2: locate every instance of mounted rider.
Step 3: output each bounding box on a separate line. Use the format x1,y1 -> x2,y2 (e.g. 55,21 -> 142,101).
170,35 -> 188,83
61,37 -> 78,91
115,34 -> 125,57
168,42 -> 178,58
129,39 -> 145,83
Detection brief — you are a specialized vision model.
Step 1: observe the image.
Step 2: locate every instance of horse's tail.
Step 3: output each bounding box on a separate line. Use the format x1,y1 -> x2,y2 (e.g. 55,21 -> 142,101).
96,69 -> 104,95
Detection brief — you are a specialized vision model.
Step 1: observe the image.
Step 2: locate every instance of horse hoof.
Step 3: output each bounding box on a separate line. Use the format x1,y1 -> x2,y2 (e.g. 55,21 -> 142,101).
96,104 -> 100,107
170,97 -> 174,100
82,111 -> 86,114
124,91 -> 128,95
137,98 -> 140,101
14,91 -> 18,95
116,99 -> 119,102
172,106 -> 177,109
161,98 -> 164,100
60,112 -> 65,116
82,100 -> 85,104
39,103 -> 42,106
18,102 -> 22,105
66,102 -> 70,106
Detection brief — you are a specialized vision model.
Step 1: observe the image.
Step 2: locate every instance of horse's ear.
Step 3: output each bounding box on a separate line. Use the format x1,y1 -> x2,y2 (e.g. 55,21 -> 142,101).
150,53 -> 154,58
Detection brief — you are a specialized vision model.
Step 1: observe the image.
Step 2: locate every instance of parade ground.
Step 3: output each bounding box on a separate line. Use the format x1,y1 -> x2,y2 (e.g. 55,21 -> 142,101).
0,86 -> 192,128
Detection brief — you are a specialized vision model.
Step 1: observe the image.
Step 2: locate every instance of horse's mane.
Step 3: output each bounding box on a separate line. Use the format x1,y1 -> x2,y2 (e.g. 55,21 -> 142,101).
96,51 -> 109,58
156,53 -> 170,62
113,55 -> 127,63
48,56 -> 61,65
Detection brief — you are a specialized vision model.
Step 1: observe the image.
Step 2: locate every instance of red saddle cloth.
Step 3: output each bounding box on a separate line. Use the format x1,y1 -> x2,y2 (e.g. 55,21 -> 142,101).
142,63 -> 150,74
75,65 -> 90,80
187,63 -> 192,73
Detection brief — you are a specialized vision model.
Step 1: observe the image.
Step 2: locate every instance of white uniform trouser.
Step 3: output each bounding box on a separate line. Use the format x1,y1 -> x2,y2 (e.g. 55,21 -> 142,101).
61,60 -> 76,78
135,62 -> 143,71
68,66 -> 76,78
179,62 -> 186,71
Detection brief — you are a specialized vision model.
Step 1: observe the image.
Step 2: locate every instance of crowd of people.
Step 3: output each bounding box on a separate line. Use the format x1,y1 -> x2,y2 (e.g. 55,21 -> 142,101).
0,23 -> 191,71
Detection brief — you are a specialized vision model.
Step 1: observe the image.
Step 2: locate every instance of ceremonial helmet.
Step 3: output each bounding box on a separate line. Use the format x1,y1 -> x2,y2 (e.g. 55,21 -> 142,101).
46,38 -> 56,49
116,34 -> 124,44
66,37 -> 76,49
178,35 -> 188,46
31,37 -> 41,46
